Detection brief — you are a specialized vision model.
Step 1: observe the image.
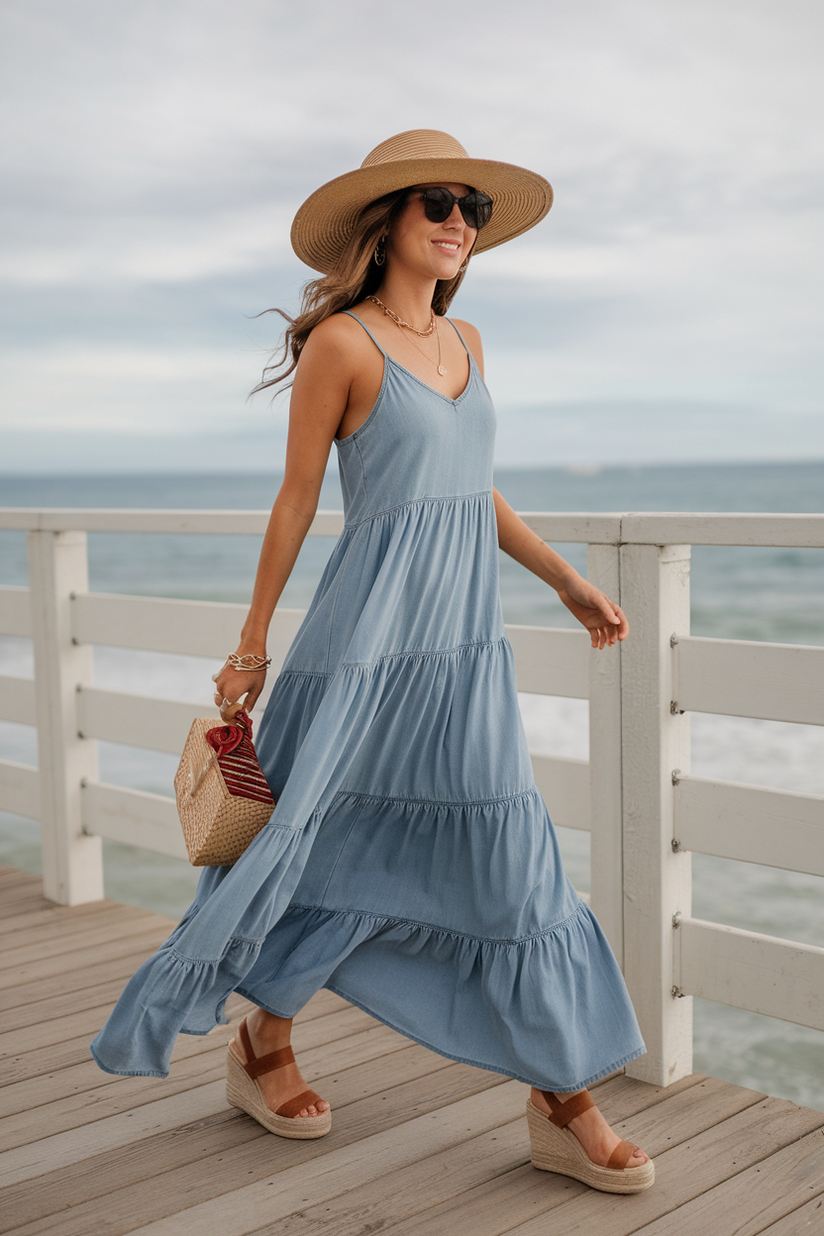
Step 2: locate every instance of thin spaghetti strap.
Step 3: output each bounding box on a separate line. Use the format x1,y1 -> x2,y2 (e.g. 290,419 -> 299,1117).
444,317 -> 471,353
341,311 -> 387,357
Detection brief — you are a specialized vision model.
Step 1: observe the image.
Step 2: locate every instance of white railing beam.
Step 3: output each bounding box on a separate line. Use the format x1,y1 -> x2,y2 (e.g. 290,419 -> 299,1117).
674,775 -> 824,877
81,781 -> 187,860
622,512 -> 824,548
675,917 -> 824,1031
0,675 -> 36,726
0,508 -> 344,537
675,636 -> 824,726
70,592 -> 305,668
0,585 -> 32,637
507,625 -> 589,699
530,754 -> 590,832
26,530 -> 103,904
0,759 -> 40,819
620,543 -> 693,1086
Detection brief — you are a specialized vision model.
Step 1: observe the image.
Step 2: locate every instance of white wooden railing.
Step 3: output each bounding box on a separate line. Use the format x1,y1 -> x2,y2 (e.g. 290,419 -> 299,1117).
1,506 -> 823,1090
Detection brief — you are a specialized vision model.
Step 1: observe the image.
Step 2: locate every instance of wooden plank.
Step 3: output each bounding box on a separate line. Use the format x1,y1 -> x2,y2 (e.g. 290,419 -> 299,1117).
0,1078 -> 230,1188
81,781 -> 186,859
625,1125 -> 824,1235
0,869 -> 38,889
0,676 -> 36,726
71,591 -> 305,665
0,902 -> 157,958
0,896 -> 151,938
674,775 -> 824,876
0,988 -> 342,1065
0,1020 -> 249,1153
621,511 -> 824,548
0,894 -> 52,921
2,1004 -> 377,1088
0,911 -> 172,973
758,1193 -> 824,1234
245,1074 -> 707,1236
676,917 -> 824,1031
0,1003 -> 129,1061
0,759 -> 39,819
377,1075 -> 762,1236
0,927 -> 173,994
496,1096 -> 824,1236
0,1010 -> 402,1134
0,1009 -> 402,1156
87,1080 -> 527,1236
0,585 -> 31,637
676,635 -> 824,725
506,625 -> 589,698
517,512 -> 623,545
0,508 -> 343,537
530,755 -> 589,831
0,879 -> 48,908
1,941 -> 173,1012
0,1055 -> 503,1232
0,1002 -> 378,1117
0,1015 -> 421,1173
0,976 -> 159,1036
125,1076 -> 748,1236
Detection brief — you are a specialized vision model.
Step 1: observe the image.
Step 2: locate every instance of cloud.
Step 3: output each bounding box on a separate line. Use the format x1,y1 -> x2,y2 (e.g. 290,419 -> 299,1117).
1,0 -> 822,471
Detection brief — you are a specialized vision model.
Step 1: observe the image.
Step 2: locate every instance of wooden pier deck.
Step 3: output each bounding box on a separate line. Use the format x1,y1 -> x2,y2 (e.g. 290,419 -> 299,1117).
1,865 -> 823,1236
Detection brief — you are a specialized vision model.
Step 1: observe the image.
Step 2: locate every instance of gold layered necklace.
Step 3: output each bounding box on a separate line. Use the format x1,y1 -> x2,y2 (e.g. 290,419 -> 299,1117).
366,295 -> 435,337
366,295 -> 447,376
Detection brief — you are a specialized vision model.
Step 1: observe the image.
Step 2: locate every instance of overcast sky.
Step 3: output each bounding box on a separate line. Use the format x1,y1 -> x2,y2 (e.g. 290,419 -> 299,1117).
1,0 -> 823,474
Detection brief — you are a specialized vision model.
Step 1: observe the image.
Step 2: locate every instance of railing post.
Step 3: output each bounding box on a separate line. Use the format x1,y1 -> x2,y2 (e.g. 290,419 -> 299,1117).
27,530 -> 104,904
619,542 -> 692,1086
587,542 -> 624,964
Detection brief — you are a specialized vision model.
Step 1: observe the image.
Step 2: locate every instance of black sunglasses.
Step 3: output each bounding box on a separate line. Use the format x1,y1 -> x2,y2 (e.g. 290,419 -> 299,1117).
413,186 -> 493,231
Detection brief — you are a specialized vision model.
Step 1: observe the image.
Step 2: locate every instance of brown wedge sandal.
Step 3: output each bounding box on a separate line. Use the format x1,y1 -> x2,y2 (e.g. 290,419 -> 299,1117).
526,1089 -> 654,1194
226,1017 -> 332,1139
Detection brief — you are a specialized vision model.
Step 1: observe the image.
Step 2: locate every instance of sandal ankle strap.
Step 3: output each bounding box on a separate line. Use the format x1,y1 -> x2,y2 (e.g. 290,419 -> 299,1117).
238,1017 -> 296,1079
539,1088 -> 595,1128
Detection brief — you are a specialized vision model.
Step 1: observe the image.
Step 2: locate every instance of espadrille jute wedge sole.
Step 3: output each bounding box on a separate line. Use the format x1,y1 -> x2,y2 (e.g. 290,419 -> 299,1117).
226,1018 -> 332,1140
526,1094 -> 654,1195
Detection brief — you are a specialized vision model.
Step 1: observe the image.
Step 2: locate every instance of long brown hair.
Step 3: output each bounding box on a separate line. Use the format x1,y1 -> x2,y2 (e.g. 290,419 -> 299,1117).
252,188 -> 471,395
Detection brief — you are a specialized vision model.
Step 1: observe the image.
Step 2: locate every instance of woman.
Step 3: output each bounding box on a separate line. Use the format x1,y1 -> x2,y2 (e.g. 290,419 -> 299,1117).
92,130 -> 653,1194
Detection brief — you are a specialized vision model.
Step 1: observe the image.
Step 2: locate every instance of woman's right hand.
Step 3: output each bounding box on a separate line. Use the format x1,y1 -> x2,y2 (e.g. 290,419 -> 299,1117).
212,662 -> 269,720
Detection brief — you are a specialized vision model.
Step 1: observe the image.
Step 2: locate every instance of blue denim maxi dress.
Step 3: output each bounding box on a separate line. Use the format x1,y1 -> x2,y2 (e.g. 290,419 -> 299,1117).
91,315 -> 646,1087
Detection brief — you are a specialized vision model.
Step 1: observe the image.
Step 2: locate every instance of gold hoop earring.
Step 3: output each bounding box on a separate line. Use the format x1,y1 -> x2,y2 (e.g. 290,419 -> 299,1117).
374,237 -> 386,267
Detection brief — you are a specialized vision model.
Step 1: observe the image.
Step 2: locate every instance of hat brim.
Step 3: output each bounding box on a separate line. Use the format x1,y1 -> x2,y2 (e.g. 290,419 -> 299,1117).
291,157 -> 553,274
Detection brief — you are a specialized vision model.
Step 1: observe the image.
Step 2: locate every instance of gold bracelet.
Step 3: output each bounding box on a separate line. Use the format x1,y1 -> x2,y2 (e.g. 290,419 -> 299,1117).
211,654 -> 272,681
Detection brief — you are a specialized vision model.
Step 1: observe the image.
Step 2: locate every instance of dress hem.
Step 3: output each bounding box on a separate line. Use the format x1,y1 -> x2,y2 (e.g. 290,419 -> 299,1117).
321,981 -> 646,1093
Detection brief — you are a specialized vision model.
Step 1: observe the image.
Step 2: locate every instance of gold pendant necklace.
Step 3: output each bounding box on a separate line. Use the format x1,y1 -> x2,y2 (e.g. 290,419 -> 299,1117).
389,314 -> 446,376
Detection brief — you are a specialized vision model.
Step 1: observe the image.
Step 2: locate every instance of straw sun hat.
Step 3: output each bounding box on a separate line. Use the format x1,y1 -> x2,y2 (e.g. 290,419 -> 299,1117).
291,129 -> 553,274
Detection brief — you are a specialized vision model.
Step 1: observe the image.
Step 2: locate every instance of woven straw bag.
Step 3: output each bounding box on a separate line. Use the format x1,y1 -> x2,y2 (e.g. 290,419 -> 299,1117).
174,711 -> 275,866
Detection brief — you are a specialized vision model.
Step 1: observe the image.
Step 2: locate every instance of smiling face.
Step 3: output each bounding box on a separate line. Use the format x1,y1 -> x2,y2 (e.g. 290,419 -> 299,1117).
385,182 -> 476,282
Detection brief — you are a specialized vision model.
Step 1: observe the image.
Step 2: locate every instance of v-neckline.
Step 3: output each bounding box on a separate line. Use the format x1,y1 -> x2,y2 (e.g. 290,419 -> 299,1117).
384,352 -> 475,406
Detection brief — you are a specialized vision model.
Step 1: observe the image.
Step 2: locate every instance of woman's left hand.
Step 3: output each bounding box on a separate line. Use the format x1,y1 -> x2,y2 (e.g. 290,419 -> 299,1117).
557,576 -> 629,650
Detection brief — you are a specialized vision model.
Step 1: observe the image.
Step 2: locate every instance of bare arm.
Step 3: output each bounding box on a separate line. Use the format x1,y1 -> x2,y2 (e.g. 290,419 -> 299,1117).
214,318 -> 355,712
452,319 -> 628,649
492,488 -> 628,649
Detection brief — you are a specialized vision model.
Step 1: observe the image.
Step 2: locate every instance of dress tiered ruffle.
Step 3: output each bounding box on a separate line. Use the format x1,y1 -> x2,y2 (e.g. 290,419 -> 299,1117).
91,317 -> 645,1086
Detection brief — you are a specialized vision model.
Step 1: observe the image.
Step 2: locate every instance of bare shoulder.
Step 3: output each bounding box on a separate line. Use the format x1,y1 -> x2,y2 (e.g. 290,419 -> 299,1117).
302,310 -> 373,365
448,317 -> 484,373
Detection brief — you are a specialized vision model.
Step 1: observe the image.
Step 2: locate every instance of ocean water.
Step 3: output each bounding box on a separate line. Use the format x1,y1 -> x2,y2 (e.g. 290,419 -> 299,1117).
1,461 -> 822,1108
